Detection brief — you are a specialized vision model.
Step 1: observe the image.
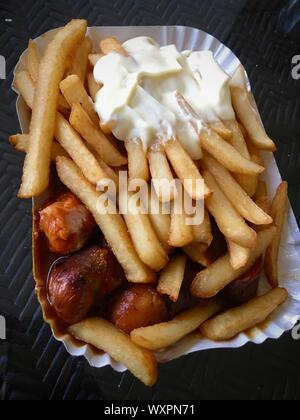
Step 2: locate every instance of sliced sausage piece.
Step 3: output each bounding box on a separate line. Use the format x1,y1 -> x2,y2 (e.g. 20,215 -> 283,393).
108,285 -> 169,334
48,246 -> 125,324
40,192 -> 96,255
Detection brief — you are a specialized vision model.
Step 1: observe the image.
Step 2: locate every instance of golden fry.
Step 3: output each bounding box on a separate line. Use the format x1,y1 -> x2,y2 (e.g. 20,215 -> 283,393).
100,37 -> 127,55
230,66 -> 276,151
202,153 -> 272,225
157,254 -> 187,302
69,317 -> 157,386
164,138 -> 211,200
126,139 -> 150,182
190,226 -> 276,298
264,182 -> 288,287
69,36 -> 92,82
203,171 -> 257,248
200,288 -> 288,341
131,301 -> 221,351
87,71 -> 101,101
60,74 -> 99,126
18,20 -> 87,197
148,146 -> 176,202
69,103 -> 127,167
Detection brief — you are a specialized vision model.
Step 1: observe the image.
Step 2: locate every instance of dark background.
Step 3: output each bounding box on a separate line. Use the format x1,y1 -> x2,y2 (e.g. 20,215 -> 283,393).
0,0 -> 300,400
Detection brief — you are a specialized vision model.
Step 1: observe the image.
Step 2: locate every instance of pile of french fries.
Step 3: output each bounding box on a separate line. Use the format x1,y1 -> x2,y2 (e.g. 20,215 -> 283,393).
10,20 -> 290,386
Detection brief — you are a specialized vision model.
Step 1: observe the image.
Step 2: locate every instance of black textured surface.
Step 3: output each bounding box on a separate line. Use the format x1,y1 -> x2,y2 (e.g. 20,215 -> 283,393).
0,0 -> 300,400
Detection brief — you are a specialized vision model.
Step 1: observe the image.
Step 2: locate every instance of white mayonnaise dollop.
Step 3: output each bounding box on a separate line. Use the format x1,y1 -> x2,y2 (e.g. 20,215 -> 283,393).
94,36 -> 235,160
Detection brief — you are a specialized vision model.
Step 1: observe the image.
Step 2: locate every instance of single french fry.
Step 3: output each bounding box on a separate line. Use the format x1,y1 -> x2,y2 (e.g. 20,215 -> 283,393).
148,146 -> 176,202
100,37 -> 127,56
227,240 -> 250,270
264,182 -> 288,288
202,153 -> 272,225
26,39 -> 40,83
69,36 -> 92,82
200,128 -> 264,176
230,66 -> 276,152
54,113 -> 109,185
18,20 -> 87,198
192,208 -> 213,250
69,103 -> 127,167
168,205 -> 194,248
147,191 -> 174,254
131,301 -> 221,351
200,288 -> 288,341
203,171 -> 257,248
60,74 -> 99,126
69,317 -> 157,386
125,139 -> 150,182
121,190 -> 169,272
224,120 -> 257,197
157,254 -> 187,302
209,121 -> 232,141
9,133 -> 68,161
56,156 -> 154,283
164,138 -> 211,200
183,243 -> 211,267
190,226 -> 276,298
87,71 -> 101,101
88,53 -> 103,67
255,196 -> 270,215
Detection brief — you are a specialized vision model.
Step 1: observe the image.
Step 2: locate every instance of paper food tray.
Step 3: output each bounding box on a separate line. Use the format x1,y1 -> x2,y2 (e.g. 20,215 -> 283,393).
13,25 -> 300,373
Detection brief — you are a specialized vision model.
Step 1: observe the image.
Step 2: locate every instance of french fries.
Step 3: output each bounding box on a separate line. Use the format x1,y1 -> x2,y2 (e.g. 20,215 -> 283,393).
202,153 -> 273,225
157,254 -> 187,302
224,120 -> 257,197
69,36 -> 92,82
192,208 -> 213,250
227,240 -> 250,270
201,128 -> 264,175
55,113 -> 109,185
18,19 -> 87,198
209,121 -> 232,140
164,138 -> 211,200
200,288 -> 288,341
69,103 -> 127,167
60,74 -> 99,126
183,244 -> 211,267
168,208 -> 194,248
125,139 -> 150,182
148,146 -> 176,202
131,301 -> 221,351
121,190 -> 169,272
191,226 -> 277,298
10,133 -> 68,161
87,71 -> 101,101
56,156 -> 154,283
147,191 -> 173,254
100,37 -> 127,56
69,317 -> 157,386
264,182 -> 288,287
203,171 -> 257,248
230,66 -> 276,152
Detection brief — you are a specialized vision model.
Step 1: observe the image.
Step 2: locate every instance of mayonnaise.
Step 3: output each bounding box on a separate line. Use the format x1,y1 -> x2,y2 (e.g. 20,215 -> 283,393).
94,37 -> 235,160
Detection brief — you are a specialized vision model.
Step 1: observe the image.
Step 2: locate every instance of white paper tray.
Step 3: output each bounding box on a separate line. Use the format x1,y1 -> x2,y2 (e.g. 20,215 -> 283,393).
13,25 -> 300,373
